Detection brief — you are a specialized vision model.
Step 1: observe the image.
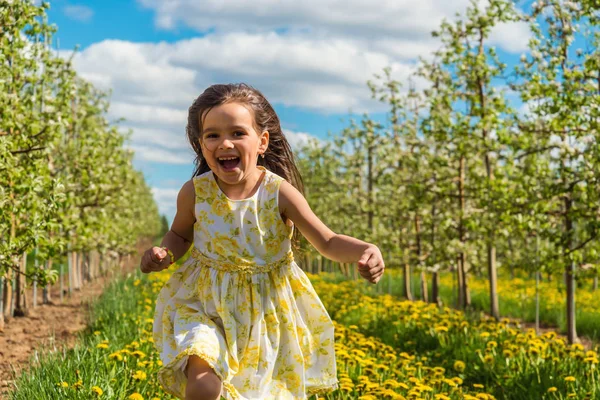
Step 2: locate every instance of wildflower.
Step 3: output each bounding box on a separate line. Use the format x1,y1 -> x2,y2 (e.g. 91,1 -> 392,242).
57,382 -> 68,388
547,387 -> 558,393
131,350 -> 146,359
132,370 -> 147,381
564,376 -> 576,382
91,386 -> 103,396
129,394 -> 144,400
453,360 -> 466,372
96,343 -> 109,349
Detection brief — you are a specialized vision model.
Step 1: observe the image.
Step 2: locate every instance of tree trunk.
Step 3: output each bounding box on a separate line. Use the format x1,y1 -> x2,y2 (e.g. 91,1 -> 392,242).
68,249 -> 73,296
431,271 -> 441,307
487,243 -> 499,319
420,271 -> 428,303
3,270 -> 13,320
457,156 -> 467,309
414,214 -> 427,302
403,263 -> 413,301
43,259 -> 53,304
457,256 -> 465,309
0,277 -> 4,331
564,199 -> 577,344
317,256 -> 323,275
594,275 -> 598,292
14,252 -> 29,317
32,249 -> 38,308
535,271 -> 541,335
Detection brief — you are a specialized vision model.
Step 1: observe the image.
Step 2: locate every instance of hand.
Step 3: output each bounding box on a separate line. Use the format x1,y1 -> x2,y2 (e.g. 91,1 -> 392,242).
140,246 -> 170,274
357,245 -> 385,284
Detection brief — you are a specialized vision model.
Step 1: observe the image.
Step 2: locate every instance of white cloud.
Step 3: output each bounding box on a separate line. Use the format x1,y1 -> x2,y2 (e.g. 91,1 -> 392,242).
137,0 -> 530,54
63,5 -> 94,22
71,35 -> 406,115
489,20 -> 531,53
283,129 -> 320,152
151,187 -> 180,221
128,144 -> 195,165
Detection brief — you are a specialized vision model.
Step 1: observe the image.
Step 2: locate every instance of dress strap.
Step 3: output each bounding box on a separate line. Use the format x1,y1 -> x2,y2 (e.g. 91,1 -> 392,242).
191,247 -> 293,274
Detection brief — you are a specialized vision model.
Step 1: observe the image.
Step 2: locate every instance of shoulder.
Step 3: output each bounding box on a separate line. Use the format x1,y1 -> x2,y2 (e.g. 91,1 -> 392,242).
278,180 -> 305,212
177,179 -> 196,212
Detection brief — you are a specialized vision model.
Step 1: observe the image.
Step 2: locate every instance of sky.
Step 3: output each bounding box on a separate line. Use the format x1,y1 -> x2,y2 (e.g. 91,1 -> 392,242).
41,0 -> 531,223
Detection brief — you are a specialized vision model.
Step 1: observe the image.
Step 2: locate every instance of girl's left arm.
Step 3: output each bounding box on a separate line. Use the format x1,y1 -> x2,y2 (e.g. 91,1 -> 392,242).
279,181 -> 384,283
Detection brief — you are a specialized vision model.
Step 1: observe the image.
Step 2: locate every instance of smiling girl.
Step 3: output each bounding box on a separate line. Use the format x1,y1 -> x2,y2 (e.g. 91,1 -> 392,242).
140,83 -> 385,400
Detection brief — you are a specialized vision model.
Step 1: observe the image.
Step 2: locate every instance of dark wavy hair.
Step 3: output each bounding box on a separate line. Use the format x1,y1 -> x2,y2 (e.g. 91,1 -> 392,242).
186,83 -> 304,194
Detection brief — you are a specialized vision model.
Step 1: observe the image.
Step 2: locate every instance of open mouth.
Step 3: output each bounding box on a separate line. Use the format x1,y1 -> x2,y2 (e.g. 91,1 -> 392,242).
217,156 -> 240,171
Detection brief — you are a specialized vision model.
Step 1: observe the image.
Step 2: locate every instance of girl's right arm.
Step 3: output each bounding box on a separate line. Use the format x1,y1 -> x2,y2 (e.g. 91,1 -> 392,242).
140,179 -> 196,273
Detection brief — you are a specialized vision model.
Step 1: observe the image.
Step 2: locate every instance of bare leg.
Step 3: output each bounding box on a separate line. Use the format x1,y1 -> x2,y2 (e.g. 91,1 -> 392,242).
185,355 -> 223,400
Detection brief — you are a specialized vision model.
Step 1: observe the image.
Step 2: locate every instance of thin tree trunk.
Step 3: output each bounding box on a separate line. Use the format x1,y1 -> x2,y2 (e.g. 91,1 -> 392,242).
432,272 -> 441,307
430,194 -> 441,306
68,249 -> 73,296
487,243 -> 499,319
14,252 -> 28,317
43,259 -> 52,304
564,201 -> 577,344
420,271 -> 428,303
457,156 -> 467,309
3,270 -> 13,320
535,271 -> 541,335
414,214 -> 427,302
317,256 -> 323,275
403,262 -> 413,301
5,208 -> 16,320
535,228 -> 541,335
32,248 -> 38,308
0,277 -> 4,331
477,29 -> 499,320
594,274 -> 598,292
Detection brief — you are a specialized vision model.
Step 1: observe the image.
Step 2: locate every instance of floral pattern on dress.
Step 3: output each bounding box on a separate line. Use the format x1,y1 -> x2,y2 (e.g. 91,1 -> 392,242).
153,166 -> 338,399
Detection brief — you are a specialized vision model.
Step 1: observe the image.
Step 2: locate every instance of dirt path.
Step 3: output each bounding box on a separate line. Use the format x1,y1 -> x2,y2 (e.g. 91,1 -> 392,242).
0,254 -> 141,398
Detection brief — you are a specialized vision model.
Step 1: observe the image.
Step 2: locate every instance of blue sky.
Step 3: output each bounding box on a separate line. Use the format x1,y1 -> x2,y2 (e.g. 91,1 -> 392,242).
42,0 -> 531,223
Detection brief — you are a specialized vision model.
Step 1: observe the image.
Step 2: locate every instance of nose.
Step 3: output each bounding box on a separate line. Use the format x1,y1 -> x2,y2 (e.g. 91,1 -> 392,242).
219,138 -> 234,149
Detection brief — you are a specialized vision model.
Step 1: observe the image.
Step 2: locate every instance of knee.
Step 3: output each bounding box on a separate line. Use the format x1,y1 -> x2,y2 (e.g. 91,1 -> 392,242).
185,378 -> 222,400
185,357 -> 222,400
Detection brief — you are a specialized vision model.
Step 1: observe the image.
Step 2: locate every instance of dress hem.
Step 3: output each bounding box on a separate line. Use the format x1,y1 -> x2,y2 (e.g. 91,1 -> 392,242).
307,379 -> 339,396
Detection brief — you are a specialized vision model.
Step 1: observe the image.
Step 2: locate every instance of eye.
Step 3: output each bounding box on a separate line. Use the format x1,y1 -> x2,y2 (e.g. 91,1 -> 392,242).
204,133 -> 218,139
234,130 -> 246,137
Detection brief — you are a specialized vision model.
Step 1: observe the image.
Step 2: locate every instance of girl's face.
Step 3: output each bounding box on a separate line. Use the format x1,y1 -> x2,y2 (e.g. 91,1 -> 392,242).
200,102 -> 268,186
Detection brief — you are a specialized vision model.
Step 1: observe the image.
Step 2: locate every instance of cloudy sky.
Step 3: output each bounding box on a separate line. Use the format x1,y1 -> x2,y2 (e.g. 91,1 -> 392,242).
43,0 -> 530,223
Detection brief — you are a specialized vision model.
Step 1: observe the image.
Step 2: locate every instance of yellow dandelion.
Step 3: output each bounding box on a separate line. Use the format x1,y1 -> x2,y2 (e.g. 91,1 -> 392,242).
91,386 -> 103,396
453,360 -> 466,372
547,387 -> 558,393
129,394 -> 144,400
96,343 -> 109,349
58,382 -> 69,388
564,376 -> 576,382
132,370 -> 147,381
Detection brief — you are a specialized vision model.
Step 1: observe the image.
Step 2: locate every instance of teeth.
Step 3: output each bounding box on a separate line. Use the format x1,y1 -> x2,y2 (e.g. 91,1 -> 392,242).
218,156 -> 238,160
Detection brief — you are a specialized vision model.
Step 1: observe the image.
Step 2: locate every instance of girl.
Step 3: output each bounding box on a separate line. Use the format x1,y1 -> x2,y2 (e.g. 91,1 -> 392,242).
140,83 -> 385,400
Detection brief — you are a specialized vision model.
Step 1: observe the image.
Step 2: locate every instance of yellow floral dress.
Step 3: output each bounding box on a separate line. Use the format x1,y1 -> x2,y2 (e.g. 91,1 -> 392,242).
153,166 -> 338,399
